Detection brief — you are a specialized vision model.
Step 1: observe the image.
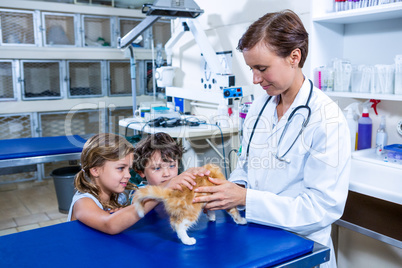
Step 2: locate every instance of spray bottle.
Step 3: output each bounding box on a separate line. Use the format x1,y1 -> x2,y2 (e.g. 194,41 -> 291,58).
376,116 -> 388,156
216,99 -> 229,127
357,101 -> 373,150
344,102 -> 359,151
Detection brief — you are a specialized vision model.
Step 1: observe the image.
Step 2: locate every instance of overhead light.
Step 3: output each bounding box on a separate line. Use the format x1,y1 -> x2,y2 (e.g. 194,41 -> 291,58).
119,0 -> 203,48
142,0 -> 204,18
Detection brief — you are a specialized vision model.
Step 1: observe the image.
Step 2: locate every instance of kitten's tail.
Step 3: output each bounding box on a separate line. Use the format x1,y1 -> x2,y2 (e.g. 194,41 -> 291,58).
132,186 -> 171,218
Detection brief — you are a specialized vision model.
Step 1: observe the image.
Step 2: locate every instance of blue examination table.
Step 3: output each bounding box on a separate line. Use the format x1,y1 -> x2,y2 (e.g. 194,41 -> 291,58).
0,135 -> 87,168
0,205 -> 329,267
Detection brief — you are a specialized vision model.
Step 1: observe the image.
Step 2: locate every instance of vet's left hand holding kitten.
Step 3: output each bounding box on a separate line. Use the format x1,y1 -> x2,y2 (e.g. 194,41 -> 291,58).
193,177 -> 246,210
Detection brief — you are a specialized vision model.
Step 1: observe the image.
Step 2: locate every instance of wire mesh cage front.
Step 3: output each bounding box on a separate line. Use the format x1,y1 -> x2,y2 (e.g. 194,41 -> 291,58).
39,109 -> 104,137
75,0 -> 114,7
38,109 -> 102,179
21,61 -> 62,100
0,61 -> 15,101
0,9 -> 36,45
83,15 -> 112,47
0,113 -> 33,140
0,113 -> 35,184
118,18 -> 144,47
152,20 -> 171,48
68,61 -> 103,97
43,13 -> 77,46
107,106 -> 133,136
145,60 -> 167,96
108,61 -> 131,96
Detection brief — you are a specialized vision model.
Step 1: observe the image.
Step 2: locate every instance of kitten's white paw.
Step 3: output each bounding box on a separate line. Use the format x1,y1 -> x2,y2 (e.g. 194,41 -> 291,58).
207,211 -> 216,222
235,217 -> 247,225
137,209 -> 144,218
134,202 -> 144,218
182,237 -> 196,245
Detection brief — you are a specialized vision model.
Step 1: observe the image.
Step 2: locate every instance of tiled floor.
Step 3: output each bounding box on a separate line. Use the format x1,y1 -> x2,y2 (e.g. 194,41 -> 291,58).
0,179 -> 67,237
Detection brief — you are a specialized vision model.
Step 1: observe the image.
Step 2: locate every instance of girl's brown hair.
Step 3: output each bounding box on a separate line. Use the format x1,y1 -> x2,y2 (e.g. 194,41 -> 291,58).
133,132 -> 183,173
75,133 -> 135,210
237,9 -> 309,68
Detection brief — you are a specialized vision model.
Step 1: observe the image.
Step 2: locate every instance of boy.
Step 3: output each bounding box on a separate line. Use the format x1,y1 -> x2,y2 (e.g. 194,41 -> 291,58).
129,132 -> 210,203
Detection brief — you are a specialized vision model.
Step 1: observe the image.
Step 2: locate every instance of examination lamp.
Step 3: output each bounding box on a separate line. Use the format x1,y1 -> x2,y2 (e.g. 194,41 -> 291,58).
118,0 -> 203,49
142,0 -> 204,18
118,0 -> 203,115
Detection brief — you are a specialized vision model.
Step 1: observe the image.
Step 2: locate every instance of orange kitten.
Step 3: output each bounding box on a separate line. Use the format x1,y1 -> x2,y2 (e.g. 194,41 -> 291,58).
132,164 -> 247,245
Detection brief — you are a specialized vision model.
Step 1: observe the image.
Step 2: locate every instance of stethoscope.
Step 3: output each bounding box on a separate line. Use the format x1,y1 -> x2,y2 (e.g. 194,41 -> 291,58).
246,79 -> 313,164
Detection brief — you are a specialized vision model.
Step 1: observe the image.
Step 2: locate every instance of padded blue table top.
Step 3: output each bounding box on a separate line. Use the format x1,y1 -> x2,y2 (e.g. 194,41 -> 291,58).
0,135 -> 87,160
0,205 -> 315,268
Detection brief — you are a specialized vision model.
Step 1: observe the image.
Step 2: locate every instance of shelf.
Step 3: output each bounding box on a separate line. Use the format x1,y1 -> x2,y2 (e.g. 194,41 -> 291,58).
313,2 -> 402,24
0,0 -> 146,18
325,91 -> 402,101
0,46 -> 156,60
0,95 -> 156,114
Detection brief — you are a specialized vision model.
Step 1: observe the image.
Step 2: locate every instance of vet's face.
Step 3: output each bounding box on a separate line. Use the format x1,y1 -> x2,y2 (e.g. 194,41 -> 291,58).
139,150 -> 179,186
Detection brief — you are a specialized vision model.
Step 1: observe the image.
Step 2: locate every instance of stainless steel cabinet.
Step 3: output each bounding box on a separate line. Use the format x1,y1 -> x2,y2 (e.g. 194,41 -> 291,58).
82,15 -> 115,47
67,60 -> 104,97
0,9 -> 40,46
107,60 -> 131,96
42,12 -> 80,47
0,60 -> 17,101
20,60 -> 63,100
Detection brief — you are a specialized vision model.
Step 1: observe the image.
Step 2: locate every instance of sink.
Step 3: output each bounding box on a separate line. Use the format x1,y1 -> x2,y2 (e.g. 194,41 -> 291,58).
350,149 -> 402,205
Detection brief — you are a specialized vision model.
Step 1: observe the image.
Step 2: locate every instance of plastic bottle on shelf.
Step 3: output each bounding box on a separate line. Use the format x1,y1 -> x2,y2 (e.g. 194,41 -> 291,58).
375,116 -> 388,156
395,54 -> 402,95
357,101 -> 373,150
216,100 -> 229,128
344,102 -> 359,151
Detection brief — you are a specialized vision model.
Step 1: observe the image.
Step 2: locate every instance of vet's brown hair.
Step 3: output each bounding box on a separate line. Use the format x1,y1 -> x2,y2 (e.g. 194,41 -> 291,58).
237,9 -> 309,68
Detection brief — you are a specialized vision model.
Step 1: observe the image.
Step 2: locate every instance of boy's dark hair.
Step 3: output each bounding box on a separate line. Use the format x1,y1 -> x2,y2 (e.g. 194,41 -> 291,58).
133,132 -> 183,172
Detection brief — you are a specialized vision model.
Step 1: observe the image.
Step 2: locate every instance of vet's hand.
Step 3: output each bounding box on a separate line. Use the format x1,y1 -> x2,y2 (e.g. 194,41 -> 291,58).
193,177 -> 247,210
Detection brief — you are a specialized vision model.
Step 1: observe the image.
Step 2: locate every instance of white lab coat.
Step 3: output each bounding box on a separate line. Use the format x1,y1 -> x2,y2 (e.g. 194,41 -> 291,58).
229,79 -> 351,268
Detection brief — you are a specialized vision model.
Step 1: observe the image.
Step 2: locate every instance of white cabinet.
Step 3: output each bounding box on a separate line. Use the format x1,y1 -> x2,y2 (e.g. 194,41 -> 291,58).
310,1 -> 402,99
310,0 -> 402,144
310,2 -> 402,267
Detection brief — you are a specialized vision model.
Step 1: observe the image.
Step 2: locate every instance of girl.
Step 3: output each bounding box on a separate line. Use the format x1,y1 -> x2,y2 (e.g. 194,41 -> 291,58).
68,133 -> 201,235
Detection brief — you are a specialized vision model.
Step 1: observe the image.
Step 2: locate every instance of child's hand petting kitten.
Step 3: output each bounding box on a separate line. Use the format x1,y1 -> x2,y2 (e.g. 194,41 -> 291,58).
186,166 -> 211,177
166,167 -> 211,191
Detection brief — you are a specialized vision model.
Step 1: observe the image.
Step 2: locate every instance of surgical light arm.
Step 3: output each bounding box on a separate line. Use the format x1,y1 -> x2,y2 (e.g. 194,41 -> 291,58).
165,18 -> 227,76
118,16 -> 160,49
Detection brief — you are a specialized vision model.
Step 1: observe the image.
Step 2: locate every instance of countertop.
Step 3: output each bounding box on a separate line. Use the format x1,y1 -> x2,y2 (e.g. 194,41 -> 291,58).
350,148 -> 402,205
